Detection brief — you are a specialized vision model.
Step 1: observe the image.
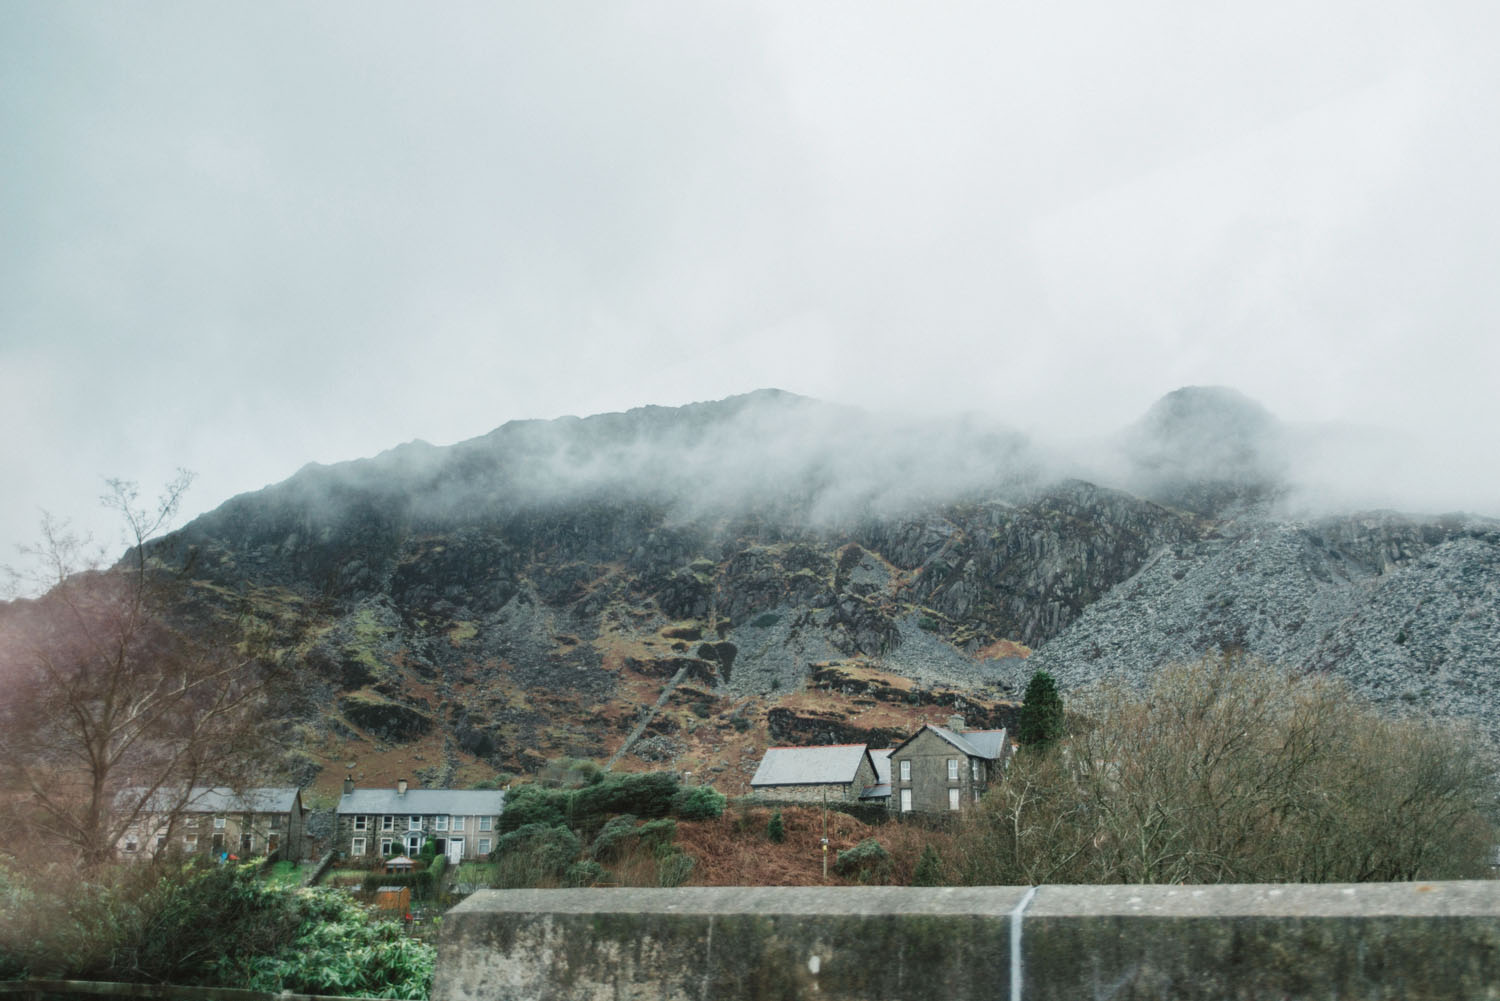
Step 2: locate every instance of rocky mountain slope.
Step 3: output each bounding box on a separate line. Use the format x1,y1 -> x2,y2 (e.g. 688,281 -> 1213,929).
117,387 -> 1500,793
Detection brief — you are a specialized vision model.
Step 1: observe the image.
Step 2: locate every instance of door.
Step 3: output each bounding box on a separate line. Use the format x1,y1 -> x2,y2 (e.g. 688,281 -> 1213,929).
447,838 -> 464,864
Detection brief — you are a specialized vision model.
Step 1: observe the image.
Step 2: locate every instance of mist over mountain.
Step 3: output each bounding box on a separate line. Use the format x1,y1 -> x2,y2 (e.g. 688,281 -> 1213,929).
108,387 -> 1500,788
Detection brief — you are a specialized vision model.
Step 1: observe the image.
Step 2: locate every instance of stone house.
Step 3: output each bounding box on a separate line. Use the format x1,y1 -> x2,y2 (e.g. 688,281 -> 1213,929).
749,744 -> 885,803
117,786 -> 306,860
887,724 -> 1010,814
335,777 -> 506,864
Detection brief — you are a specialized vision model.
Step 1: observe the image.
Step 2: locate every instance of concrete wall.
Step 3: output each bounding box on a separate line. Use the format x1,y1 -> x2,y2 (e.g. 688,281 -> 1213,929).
433,882 -> 1500,1001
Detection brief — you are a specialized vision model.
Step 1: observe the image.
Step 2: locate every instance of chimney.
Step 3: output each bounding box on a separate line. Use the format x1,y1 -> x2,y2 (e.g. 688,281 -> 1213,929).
948,714 -> 965,732
397,778 -> 408,797
342,774 -> 354,796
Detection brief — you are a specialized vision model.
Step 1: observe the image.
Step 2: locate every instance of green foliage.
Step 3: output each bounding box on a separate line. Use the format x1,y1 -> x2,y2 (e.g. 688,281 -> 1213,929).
917,615 -> 939,632
360,865 -> 436,900
671,784 -> 727,820
655,852 -> 695,887
0,861 -> 433,998
496,785 -> 571,833
912,844 -> 943,886
589,815 -> 642,862
491,823 -> 581,887
1017,669 -> 1064,747
834,838 -> 893,883
571,771 -> 680,825
418,838 -> 438,862
751,612 -> 780,628
767,811 -> 786,844
564,860 -> 607,887
731,715 -> 752,732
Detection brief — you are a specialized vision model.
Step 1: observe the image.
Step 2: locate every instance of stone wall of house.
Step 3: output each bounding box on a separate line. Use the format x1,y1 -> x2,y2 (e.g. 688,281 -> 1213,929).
433,882 -> 1500,1001
890,729 -> 981,814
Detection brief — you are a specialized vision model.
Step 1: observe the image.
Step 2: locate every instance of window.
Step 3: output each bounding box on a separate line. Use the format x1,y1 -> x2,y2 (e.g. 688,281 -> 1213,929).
241,833 -> 254,854
270,814 -> 282,829
185,815 -> 200,828
973,789 -> 980,803
477,838 -> 492,855
947,758 -> 959,781
156,835 -> 168,852
351,837 -> 367,856
409,816 -> 421,831
899,760 -> 911,782
380,838 -> 395,856
124,836 -> 139,853
972,760 -> 981,782
435,815 -> 449,831
948,788 -> 961,811
900,789 -> 912,812
381,815 -> 395,831
452,816 -> 465,832
353,815 -> 370,832
213,816 -> 226,830
405,834 -> 422,855
184,835 -> 198,852
479,816 -> 493,832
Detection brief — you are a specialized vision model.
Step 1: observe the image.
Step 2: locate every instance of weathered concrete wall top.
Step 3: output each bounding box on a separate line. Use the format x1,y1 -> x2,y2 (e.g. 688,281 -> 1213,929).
433,882 -> 1500,1001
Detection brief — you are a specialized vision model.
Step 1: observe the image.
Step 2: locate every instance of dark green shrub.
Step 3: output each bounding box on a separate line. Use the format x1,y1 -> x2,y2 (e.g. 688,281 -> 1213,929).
751,613 -> 780,628
497,785 -> 571,833
572,771 -> 679,823
589,815 -> 641,862
656,852 -> 695,887
492,823 -> 581,884
767,811 -> 785,844
671,785 -> 726,820
635,818 -> 678,855
731,715 -> 751,732
912,845 -> 943,886
834,838 -> 893,883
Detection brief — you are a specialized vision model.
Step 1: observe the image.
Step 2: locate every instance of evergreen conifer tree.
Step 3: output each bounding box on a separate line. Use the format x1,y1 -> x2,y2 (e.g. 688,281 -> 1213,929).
1017,669 -> 1064,747
912,844 -> 943,886
767,811 -> 785,844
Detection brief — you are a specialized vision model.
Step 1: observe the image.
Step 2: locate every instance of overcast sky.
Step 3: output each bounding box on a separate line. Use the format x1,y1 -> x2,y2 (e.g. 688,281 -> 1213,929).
4,1 -> 1499,570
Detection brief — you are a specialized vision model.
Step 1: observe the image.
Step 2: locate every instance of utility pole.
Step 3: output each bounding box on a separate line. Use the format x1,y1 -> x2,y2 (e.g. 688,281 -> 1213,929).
821,787 -> 829,880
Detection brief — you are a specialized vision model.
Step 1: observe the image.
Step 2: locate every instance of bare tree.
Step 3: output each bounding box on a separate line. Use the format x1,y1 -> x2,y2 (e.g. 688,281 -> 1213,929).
956,652 -> 1500,885
0,475 -> 276,869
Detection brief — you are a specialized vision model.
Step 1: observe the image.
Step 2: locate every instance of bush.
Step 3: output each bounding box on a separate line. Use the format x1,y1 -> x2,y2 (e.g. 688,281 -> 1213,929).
671,785 -> 727,820
656,852 -> 696,887
959,653 -> 1500,885
834,838 -> 893,883
496,785 -> 571,833
564,860 -> 607,887
589,814 -> 641,862
767,811 -> 785,844
491,823 -> 581,885
912,845 -> 943,886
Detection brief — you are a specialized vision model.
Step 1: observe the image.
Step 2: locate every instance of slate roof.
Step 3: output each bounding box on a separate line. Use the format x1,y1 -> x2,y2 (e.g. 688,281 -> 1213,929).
119,786 -> 301,814
859,783 -> 892,800
750,744 -> 870,787
896,725 -> 1010,760
337,788 -> 506,817
869,748 -> 893,785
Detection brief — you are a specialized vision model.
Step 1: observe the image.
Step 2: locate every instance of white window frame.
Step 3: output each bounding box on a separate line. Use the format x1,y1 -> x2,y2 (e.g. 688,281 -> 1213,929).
351,837 -> 367,856
353,815 -> 369,832
900,789 -> 912,812
948,788 -> 961,811
405,833 -> 422,855
380,838 -> 395,856
477,838 -> 492,855
241,833 -> 255,854
124,836 -> 139,853
184,834 -> 198,852
381,815 -> 395,831
156,834 -> 168,852
213,816 -> 227,830
947,758 -> 959,781
435,815 -> 449,831
409,815 -> 422,831
972,759 -> 981,782
899,760 -> 911,782
479,816 -> 493,832
451,816 -> 465,832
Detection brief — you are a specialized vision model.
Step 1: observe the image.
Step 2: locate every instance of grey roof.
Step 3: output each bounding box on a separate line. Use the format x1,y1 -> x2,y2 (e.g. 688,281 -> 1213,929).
751,745 -> 870,787
904,725 -> 1009,760
338,787 -> 506,817
119,786 -> 301,814
869,748 -> 893,785
859,782 -> 891,800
